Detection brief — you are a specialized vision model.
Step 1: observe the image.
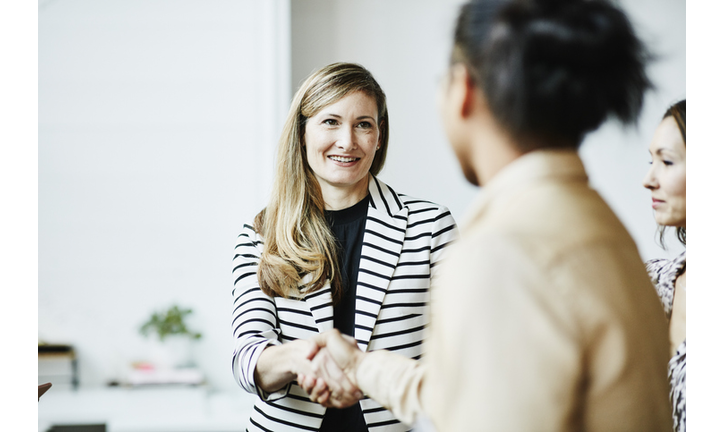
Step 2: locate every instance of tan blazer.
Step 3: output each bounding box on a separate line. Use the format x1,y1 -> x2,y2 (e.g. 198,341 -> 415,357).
357,150 -> 672,431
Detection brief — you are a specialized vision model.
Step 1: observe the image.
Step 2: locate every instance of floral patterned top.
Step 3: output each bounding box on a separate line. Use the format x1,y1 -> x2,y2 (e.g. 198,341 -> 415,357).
646,251 -> 686,432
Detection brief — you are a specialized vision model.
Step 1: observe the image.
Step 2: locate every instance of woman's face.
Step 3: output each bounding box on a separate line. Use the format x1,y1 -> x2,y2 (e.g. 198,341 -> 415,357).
304,91 -> 381,199
643,116 -> 686,228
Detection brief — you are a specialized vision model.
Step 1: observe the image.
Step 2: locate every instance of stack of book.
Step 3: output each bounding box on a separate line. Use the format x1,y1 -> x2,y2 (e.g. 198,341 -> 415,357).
38,343 -> 78,390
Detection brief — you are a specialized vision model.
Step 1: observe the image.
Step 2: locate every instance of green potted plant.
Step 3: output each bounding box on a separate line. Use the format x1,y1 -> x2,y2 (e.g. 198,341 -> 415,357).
140,305 -> 202,369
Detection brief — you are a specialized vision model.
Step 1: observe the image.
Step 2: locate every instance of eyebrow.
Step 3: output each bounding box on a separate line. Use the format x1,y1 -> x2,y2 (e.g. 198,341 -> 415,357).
324,113 -> 377,122
655,148 -> 674,155
649,147 -> 681,157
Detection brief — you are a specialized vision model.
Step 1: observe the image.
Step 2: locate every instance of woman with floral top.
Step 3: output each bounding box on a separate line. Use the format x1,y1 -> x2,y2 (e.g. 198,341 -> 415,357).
643,99 -> 686,432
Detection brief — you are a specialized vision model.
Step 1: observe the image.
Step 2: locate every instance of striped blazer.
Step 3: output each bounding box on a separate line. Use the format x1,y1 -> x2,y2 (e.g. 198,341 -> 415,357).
231,176 -> 457,431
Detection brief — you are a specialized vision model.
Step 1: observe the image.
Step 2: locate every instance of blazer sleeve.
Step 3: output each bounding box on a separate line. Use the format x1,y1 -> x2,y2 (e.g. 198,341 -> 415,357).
428,205 -> 458,281
231,224 -> 290,401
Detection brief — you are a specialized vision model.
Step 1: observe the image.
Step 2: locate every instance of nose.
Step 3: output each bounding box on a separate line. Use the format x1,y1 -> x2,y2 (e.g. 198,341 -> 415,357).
335,125 -> 357,151
642,165 -> 657,190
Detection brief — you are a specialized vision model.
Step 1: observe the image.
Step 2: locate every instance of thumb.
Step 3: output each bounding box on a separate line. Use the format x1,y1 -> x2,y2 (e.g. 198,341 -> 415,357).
341,333 -> 358,346
305,339 -> 320,360
310,328 -> 339,349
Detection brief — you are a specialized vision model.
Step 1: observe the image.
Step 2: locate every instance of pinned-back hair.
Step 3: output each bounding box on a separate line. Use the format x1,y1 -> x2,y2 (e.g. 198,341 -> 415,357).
658,99 -> 686,248
254,63 -> 389,302
453,0 -> 652,149
664,99 -> 686,145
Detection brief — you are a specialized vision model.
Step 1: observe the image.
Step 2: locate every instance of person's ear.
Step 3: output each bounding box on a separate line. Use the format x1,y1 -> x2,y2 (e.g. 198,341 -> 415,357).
448,63 -> 477,120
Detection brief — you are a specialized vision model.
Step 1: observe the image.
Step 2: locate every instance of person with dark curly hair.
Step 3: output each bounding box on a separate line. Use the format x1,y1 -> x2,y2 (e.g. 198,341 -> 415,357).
302,1 -> 673,430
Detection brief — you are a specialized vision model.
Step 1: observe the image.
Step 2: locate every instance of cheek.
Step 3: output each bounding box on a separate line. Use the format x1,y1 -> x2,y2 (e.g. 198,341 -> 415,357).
361,132 -> 380,153
304,131 -> 330,157
303,140 -> 325,173
667,169 -> 687,200
372,133 -> 381,151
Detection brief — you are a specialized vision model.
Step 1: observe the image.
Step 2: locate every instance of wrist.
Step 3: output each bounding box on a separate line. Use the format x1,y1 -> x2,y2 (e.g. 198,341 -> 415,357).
283,342 -> 301,377
255,343 -> 293,394
349,350 -> 366,387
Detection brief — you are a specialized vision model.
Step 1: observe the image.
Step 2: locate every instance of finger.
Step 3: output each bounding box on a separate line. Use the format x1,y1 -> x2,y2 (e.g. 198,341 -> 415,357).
341,334 -> 358,345
318,364 -> 363,408
311,383 -> 328,405
320,350 -> 360,398
297,374 -> 315,394
307,377 -> 322,401
308,332 -> 328,349
316,355 -> 343,395
309,328 -> 342,349
328,392 -> 361,409
306,346 -> 362,408
304,375 -> 317,392
306,352 -> 336,406
319,332 -> 360,374
305,339 -> 320,360
316,389 -> 330,406
312,351 -> 343,394
309,377 -> 328,402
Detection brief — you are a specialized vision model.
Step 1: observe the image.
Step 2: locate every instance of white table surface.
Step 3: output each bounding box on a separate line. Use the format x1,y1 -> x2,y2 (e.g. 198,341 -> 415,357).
38,386 -> 256,432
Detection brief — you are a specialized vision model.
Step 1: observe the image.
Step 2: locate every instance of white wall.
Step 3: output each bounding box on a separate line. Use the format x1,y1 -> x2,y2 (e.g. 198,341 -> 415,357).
291,0 -> 686,261
39,0 -> 290,390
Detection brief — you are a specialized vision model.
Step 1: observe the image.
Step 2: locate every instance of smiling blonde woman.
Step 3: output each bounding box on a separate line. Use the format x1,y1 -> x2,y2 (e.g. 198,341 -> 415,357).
230,63 -> 457,432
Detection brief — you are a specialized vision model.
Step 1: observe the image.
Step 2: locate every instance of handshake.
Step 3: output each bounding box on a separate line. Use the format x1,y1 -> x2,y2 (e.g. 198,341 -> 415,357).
295,329 -> 367,409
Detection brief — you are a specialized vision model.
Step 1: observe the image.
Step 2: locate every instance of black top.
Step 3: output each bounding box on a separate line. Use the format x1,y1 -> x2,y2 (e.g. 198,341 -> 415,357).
319,194 -> 369,432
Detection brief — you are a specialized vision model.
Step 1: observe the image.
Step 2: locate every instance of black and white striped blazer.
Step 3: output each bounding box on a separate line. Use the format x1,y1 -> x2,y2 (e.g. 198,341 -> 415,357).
231,176 -> 457,431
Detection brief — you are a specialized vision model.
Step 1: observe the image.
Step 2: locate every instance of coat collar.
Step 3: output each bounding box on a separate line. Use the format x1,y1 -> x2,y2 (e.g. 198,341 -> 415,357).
461,149 -> 588,233
355,176 -> 409,351
367,174 -> 406,218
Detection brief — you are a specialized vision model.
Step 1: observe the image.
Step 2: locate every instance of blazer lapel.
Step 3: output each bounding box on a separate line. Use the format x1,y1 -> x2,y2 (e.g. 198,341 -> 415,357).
354,176 -> 408,351
303,280 -> 335,333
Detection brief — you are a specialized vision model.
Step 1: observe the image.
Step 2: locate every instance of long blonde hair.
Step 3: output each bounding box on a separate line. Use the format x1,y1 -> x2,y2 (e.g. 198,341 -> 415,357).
254,63 -> 389,302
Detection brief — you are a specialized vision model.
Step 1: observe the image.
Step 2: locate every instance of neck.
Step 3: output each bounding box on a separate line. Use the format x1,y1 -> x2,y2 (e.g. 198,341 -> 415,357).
319,175 -> 370,210
469,116 -> 524,186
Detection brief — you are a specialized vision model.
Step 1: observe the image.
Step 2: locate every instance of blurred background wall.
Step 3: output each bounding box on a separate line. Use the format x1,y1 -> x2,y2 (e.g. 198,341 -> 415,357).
38,0 -> 290,392
39,0 -> 685,392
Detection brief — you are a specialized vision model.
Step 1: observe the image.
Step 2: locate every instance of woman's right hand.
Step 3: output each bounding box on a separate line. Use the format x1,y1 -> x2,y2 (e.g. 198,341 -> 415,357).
254,338 -> 324,394
298,346 -> 364,409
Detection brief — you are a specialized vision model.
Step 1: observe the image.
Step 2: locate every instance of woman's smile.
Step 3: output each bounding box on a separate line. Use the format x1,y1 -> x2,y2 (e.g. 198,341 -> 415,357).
328,155 -> 362,165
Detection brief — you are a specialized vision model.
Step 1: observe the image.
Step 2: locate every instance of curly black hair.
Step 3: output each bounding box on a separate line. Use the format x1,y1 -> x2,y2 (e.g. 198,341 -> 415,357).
453,0 -> 652,149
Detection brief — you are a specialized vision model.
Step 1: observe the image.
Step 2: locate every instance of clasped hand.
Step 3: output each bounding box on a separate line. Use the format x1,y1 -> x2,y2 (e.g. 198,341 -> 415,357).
297,329 -> 365,408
